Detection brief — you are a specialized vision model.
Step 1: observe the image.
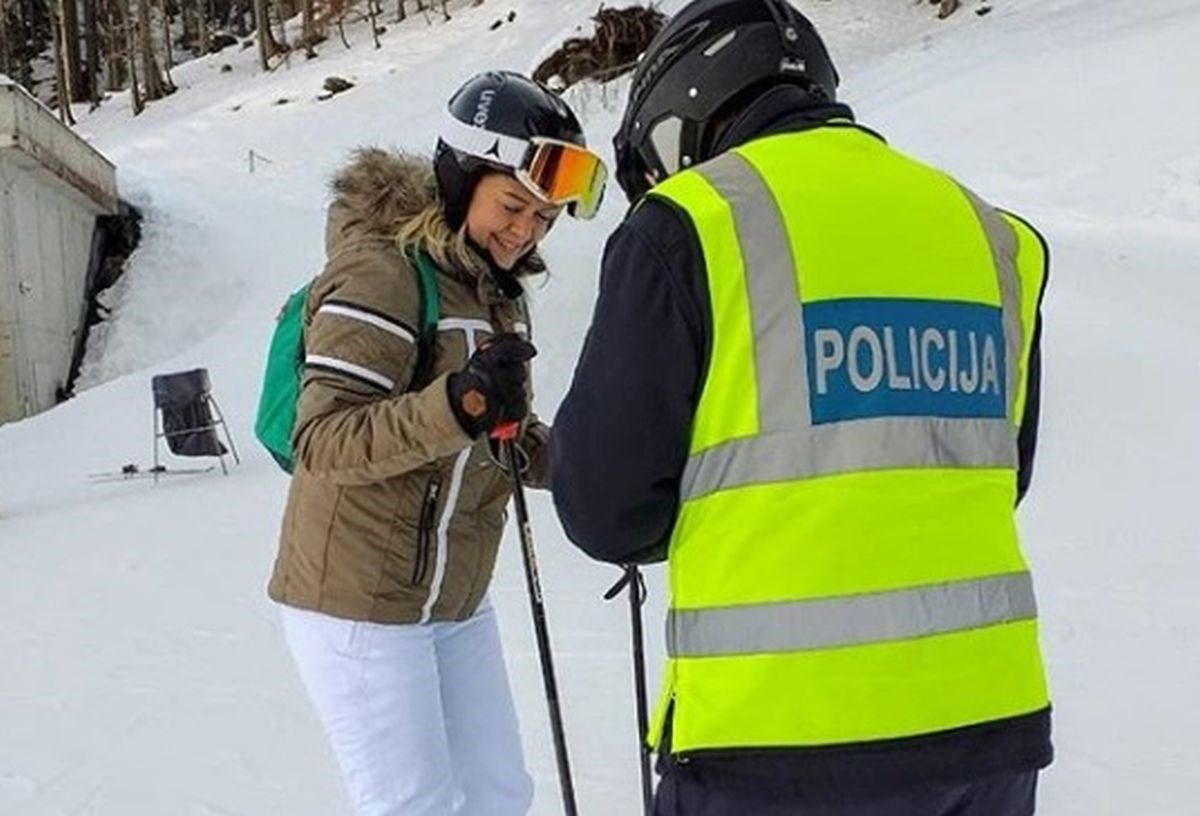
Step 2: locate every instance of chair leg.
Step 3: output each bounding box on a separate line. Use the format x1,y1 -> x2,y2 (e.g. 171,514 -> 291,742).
153,409 -> 162,484
208,396 -> 241,466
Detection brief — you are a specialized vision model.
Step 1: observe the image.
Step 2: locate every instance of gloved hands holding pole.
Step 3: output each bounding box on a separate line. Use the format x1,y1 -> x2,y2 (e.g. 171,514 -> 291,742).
447,333 -> 536,438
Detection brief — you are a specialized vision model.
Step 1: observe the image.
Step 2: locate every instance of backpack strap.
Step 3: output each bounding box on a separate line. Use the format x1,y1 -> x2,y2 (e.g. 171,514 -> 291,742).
410,249 -> 441,390
517,295 -> 532,340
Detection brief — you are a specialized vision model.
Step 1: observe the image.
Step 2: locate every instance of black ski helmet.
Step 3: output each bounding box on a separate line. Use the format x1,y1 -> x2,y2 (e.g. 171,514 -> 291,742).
435,71 -> 588,229
613,0 -> 839,201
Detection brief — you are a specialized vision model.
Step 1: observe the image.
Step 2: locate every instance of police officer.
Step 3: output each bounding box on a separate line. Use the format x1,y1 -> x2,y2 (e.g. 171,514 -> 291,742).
551,1 -> 1053,814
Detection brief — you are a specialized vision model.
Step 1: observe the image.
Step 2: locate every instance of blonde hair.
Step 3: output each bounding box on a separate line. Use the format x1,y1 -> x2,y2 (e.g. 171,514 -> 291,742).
394,201 -> 489,279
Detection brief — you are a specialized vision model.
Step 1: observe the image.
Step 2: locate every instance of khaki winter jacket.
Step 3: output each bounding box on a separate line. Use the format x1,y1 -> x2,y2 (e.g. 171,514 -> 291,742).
268,149 -> 551,624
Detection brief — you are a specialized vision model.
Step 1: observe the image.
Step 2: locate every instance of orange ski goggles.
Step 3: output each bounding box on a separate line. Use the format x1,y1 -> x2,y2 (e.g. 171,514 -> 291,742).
517,138 -> 608,219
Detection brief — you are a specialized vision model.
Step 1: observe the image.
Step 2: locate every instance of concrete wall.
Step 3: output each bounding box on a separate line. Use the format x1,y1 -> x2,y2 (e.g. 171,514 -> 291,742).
0,77 -> 118,424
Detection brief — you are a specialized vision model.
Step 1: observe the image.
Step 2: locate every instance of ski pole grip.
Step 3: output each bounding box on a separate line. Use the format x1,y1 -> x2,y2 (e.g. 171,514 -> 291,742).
490,421 -> 520,441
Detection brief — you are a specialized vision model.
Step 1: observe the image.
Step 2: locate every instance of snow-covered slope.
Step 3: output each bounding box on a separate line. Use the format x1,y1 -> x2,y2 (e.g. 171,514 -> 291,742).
2,1 -> 1198,813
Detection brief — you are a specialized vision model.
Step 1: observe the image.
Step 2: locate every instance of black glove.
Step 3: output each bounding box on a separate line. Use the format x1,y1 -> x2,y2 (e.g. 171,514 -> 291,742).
447,333 -> 537,437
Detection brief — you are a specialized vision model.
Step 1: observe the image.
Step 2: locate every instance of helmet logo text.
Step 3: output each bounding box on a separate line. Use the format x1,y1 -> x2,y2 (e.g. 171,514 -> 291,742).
474,89 -> 496,127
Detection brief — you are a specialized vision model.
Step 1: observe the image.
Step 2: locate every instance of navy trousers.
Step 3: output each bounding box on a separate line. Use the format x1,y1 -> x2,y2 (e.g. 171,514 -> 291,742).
653,769 -> 1039,816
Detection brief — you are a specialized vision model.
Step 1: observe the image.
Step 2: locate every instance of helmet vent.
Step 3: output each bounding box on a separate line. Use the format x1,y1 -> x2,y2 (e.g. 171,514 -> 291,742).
703,29 -> 738,57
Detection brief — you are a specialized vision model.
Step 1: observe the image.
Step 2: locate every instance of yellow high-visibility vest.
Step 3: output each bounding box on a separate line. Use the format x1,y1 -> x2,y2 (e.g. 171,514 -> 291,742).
648,124 -> 1050,754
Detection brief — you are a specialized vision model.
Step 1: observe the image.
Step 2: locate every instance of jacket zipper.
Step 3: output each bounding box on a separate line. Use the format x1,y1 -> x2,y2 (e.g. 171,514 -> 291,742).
412,477 -> 441,586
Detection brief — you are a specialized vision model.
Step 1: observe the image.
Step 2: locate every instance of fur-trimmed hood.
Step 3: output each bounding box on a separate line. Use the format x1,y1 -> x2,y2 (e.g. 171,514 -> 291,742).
324,148 -> 545,282
326,149 -> 436,251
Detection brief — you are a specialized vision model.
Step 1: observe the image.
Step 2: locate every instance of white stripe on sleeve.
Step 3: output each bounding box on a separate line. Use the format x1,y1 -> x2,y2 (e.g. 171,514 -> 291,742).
317,303 -> 417,344
305,354 -> 396,391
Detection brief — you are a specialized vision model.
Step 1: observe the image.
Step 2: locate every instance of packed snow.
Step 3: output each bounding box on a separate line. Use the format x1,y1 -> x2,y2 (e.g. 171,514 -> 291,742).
1,0 -> 1198,813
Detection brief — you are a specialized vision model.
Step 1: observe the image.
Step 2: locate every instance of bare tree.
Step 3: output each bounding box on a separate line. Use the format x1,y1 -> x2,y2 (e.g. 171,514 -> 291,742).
9,0 -> 40,88
0,0 -> 501,109
231,0 -> 248,37
183,0 -> 215,56
60,0 -> 83,99
117,0 -> 143,112
50,0 -> 65,103
135,0 -> 169,99
197,0 -> 209,54
157,0 -> 175,90
104,0 -> 127,91
82,0 -> 101,106
271,0 -> 289,66
50,0 -> 76,122
253,0 -> 283,69
396,0 -> 429,24
0,0 -> 12,76
299,0 -> 313,50
367,0 -> 378,49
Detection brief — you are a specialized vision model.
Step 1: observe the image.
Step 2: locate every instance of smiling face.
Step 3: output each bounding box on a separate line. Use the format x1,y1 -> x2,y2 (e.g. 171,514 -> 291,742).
464,173 -> 562,271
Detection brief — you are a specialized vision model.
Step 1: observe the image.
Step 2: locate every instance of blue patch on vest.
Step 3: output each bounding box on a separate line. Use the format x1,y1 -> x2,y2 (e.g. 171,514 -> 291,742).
803,298 -> 1007,424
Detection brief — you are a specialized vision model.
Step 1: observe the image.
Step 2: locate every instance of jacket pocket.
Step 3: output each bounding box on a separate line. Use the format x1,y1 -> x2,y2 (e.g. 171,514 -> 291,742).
412,475 -> 442,586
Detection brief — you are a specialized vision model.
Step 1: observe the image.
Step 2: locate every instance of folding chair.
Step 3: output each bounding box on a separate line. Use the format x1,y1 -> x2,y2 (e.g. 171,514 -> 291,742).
151,368 -> 240,482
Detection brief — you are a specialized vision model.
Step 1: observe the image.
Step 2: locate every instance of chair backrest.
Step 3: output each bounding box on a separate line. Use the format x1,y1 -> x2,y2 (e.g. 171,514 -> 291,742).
152,368 -> 228,458
152,368 -> 212,409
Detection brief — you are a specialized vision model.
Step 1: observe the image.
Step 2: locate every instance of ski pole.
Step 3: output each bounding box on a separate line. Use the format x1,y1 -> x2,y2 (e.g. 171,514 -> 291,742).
605,565 -> 654,815
493,422 -> 579,816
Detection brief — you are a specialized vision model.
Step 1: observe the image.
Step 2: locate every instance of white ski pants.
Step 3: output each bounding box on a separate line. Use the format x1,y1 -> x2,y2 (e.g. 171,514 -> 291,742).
280,600 -> 534,816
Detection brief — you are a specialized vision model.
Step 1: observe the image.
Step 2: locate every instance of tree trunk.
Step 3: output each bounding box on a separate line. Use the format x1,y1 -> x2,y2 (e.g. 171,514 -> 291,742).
231,0 -> 247,37
104,0 -> 125,91
136,0 -> 167,100
82,0 -> 100,106
271,0 -> 287,66
0,1 -> 11,78
253,0 -> 282,70
14,0 -> 34,87
158,0 -> 174,90
298,0 -> 318,57
60,0 -> 84,101
118,0 -> 143,112
51,0 -> 76,123
197,0 -> 208,54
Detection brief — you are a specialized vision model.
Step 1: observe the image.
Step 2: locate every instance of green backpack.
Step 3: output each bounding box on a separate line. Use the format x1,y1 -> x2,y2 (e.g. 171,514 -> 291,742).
254,250 -> 442,473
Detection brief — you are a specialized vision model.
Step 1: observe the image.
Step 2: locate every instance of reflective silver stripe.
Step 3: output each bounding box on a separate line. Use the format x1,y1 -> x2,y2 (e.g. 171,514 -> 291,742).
438,317 -> 494,336
418,323 -> 487,623
305,354 -> 395,391
682,417 -> 1015,501
958,186 -> 1024,419
418,446 -> 470,624
694,152 -> 810,431
667,572 -> 1037,658
317,303 -> 415,344
675,153 -> 1021,502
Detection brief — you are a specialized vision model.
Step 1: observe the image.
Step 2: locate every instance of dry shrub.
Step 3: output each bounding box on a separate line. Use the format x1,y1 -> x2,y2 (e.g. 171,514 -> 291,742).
533,5 -> 666,91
